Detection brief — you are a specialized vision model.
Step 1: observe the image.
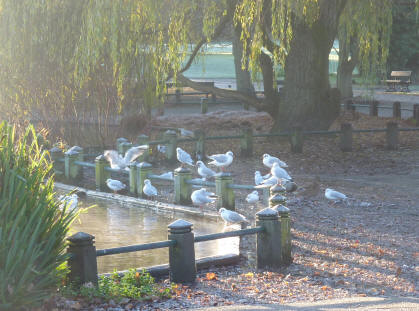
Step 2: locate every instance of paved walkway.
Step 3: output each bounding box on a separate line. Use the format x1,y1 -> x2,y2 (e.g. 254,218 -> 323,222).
192,296 -> 419,310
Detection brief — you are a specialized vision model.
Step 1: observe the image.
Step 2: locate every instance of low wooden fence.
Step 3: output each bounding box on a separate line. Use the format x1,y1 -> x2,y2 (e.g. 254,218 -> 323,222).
66,203 -> 291,285
345,100 -> 419,120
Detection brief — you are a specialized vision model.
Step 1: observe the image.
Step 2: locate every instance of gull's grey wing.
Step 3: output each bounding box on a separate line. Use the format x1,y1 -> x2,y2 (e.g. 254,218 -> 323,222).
124,146 -> 147,164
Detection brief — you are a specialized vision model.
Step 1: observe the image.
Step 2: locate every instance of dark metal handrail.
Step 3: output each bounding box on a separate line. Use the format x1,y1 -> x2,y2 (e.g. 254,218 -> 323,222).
96,240 -> 176,257
194,227 -> 264,243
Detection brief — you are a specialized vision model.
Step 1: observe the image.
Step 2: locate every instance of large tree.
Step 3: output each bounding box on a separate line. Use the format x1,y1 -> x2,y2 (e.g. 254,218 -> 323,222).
0,0 -> 394,132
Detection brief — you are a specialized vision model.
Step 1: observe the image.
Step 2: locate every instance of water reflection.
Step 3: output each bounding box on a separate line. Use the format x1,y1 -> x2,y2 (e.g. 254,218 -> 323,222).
69,196 -> 238,273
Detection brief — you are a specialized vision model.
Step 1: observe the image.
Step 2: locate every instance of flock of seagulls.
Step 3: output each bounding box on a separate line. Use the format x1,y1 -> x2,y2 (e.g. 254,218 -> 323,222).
60,136 -> 350,224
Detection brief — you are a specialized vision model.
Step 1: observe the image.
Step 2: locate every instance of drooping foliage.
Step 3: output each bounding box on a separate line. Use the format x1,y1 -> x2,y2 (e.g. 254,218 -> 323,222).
0,0 -> 397,131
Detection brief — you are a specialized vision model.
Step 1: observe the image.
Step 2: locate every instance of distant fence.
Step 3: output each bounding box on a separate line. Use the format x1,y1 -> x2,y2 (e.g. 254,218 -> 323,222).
66,203 -> 291,285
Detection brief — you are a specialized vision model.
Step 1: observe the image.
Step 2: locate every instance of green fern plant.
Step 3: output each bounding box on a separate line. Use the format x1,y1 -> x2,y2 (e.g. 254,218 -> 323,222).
0,122 -> 78,310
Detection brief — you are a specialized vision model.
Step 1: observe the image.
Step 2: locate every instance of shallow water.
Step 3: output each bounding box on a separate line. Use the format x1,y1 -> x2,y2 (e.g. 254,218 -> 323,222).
69,196 -> 238,274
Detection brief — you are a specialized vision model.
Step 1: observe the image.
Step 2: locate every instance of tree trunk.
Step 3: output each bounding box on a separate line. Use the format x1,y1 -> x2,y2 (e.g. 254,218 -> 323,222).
232,23 -> 255,97
337,60 -> 355,99
275,1 -> 345,131
337,32 -> 358,100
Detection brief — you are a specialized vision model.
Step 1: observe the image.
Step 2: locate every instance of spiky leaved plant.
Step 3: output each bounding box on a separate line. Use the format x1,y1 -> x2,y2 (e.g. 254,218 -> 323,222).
0,122 -> 78,310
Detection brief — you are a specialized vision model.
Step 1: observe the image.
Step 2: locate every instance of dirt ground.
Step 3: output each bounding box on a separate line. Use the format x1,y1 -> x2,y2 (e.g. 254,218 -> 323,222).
51,105 -> 419,310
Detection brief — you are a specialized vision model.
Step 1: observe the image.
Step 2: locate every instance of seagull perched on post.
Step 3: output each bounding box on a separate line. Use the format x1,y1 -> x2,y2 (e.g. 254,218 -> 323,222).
104,145 -> 148,170
208,151 -> 233,172
196,161 -> 216,180
178,128 -> 194,138
191,188 -> 217,211
246,191 -> 259,204
106,179 -> 126,194
263,153 -> 288,168
325,188 -> 347,204
219,208 -> 249,226
271,162 -> 292,183
176,147 -> 194,168
143,179 -> 158,199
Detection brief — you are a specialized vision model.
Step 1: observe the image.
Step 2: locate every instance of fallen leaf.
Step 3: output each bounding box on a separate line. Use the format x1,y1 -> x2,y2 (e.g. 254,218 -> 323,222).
206,272 -> 217,281
244,272 -> 254,278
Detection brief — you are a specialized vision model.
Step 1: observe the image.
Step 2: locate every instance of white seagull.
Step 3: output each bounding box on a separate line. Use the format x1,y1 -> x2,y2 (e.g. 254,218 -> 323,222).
66,146 -> 83,155
255,176 -> 284,189
254,171 -> 270,185
176,147 -> 194,167
263,153 -> 288,168
156,172 -> 173,180
104,146 -> 148,170
196,161 -> 216,180
179,128 -> 194,138
325,188 -> 347,203
157,144 -> 166,154
106,178 -> 126,194
246,191 -> 259,204
143,179 -> 158,198
219,208 -> 249,226
191,188 -> 217,211
271,162 -> 292,182
58,193 -> 79,211
208,151 -> 234,172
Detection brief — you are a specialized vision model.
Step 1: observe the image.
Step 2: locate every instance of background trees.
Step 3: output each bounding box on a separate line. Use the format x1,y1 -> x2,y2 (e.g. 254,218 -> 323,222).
0,0 -> 401,137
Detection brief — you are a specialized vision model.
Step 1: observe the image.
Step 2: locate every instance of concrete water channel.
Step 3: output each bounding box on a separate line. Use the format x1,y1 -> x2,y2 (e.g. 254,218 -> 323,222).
67,195 -> 238,274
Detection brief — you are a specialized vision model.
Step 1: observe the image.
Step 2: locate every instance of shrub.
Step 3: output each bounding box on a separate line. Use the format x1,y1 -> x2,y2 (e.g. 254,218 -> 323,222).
0,122 -> 78,310
61,269 -> 173,302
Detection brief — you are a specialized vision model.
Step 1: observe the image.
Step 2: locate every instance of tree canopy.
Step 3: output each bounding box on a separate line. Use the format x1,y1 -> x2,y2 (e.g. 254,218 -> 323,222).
0,0 -> 398,132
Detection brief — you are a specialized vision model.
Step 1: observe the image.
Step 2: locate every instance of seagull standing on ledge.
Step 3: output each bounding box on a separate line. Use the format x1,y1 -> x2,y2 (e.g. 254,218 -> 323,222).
219,208 -> 249,226
208,151 -> 233,172
176,147 -> 194,168
196,161 -> 216,180
325,188 -> 347,203
263,153 -> 288,168
106,179 -> 126,194
58,193 -> 79,211
143,179 -> 158,199
246,191 -> 259,204
191,188 -> 217,211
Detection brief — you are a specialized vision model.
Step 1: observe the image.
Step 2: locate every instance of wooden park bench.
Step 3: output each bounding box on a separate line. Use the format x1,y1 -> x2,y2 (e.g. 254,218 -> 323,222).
385,71 -> 412,92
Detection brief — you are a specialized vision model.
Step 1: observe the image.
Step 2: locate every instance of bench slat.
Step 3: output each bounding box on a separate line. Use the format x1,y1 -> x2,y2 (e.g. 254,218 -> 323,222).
390,71 -> 411,77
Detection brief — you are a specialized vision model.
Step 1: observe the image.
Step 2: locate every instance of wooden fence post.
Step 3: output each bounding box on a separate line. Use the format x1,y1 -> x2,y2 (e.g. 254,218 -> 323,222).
95,155 -> 110,191
168,220 -> 196,283
262,188 -> 270,205
344,99 -> 354,112
240,127 -> 253,157
67,232 -> 98,286
215,173 -> 235,210
276,205 -> 292,265
175,89 -> 181,104
256,207 -> 282,269
194,129 -> 205,160
386,122 -> 399,150
163,130 -> 177,163
120,142 -> 133,155
49,147 -> 64,175
269,184 -> 287,208
174,167 -> 192,205
414,104 -> 419,125
136,162 -> 152,198
211,91 -> 216,103
65,151 -> 81,181
129,162 -> 138,196
200,97 -> 208,114
393,101 -> 401,118
116,137 -> 128,152
290,127 -> 303,153
369,100 -> 378,117
340,123 -> 353,152
137,134 -> 149,146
